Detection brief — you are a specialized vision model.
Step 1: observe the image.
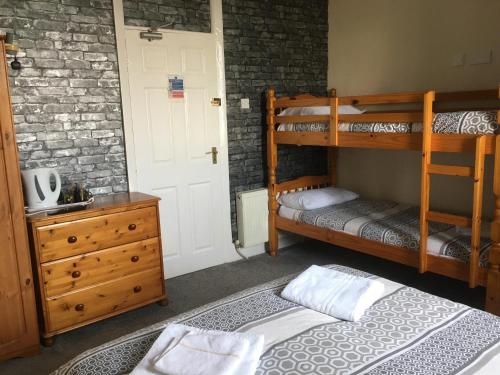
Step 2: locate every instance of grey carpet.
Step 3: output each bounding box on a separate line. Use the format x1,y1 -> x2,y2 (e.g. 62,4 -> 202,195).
0,240 -> 486,375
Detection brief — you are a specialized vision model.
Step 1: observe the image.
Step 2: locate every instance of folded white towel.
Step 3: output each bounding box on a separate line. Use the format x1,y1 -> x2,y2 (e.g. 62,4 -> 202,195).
154,332 -> 249,375
131,323 -> 264,375
281,265 -> 384,321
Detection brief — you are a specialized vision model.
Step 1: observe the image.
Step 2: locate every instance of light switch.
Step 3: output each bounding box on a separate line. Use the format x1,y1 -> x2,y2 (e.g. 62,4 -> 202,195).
452,53 -> 465,67
241,98 -> 250,109
469,49 -> 492,65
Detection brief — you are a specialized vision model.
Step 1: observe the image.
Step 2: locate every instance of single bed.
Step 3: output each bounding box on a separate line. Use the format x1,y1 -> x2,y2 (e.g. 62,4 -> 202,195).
53,264 -> 500,375
277,110 -> 498,134
279,199 -> 492,267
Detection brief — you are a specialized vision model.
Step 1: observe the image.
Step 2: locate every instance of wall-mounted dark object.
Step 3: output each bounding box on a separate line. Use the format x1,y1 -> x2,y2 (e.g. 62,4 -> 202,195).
139,23 -> 173,41
5,32 -> 14,44
5,32 -> 19,55
5,32 -> 21,70
11,56 -> 21,70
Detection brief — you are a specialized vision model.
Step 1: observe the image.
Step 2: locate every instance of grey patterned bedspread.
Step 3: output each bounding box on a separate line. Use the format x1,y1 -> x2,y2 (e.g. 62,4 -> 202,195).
280,199 -> 491,266
277,111 -> 498,134
53,265 -> 500,375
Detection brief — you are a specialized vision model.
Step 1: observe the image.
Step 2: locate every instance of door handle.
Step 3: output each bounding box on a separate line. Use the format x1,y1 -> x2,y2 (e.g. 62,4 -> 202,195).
205,147 -> 218,164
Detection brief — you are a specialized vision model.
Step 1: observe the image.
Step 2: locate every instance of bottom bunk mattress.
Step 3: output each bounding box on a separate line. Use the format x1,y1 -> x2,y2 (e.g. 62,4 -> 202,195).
53,265 -> 500,375
276,110 -> 498,134
279,199 -> 491,266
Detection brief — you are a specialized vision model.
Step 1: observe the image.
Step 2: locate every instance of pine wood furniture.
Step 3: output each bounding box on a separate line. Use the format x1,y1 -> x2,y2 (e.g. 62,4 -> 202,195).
27,192 -> 167,346
266,86 -> 500,316
0,35 -> 40,361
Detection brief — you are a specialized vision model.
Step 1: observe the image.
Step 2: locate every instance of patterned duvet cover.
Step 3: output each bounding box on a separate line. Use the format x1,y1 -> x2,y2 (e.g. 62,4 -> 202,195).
279,199 -> 491,266
53,265 -> 500,375
277,111 -> 498,134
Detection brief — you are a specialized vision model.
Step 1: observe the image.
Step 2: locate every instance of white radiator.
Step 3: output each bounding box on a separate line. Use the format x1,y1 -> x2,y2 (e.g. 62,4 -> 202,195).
236,188 -> 268,248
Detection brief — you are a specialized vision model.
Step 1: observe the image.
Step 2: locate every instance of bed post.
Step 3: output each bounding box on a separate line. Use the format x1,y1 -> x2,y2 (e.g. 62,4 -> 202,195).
419,90 -> 435,274
267,88 -> 279,256
329,90 -> 339,146
486,132 -> 500,315
328,88 -> 338,186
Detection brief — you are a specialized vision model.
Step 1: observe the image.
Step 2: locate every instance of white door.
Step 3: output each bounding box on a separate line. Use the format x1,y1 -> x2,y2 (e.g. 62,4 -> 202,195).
125,28 -> 234,278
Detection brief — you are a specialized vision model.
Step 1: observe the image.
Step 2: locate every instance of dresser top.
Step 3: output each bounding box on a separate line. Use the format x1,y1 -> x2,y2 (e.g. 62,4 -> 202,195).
26,192 -> 159,225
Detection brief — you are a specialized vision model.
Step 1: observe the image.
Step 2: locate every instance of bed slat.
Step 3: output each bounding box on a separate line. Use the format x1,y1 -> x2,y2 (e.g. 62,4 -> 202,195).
275,97 -> 330,108
427,211 -> 472,227
276,115 -> 329,124
428,164 -> 474,177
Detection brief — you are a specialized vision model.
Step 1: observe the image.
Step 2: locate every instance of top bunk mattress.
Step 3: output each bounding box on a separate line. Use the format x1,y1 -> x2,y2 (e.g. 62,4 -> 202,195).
277,111 -> 498,134
279,198 -> 491,266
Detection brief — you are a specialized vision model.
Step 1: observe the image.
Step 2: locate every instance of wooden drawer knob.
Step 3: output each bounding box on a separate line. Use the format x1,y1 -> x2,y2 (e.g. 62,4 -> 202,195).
67,235 -> 78,244
128,223 -> 137,231
71,271 -> 81,278
75,304 -> 85,312
133,286 -> 142,293
131,255 -> 139,263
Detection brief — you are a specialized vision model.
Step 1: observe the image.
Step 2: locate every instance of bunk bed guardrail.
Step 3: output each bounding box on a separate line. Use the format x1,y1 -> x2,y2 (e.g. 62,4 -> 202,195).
269,87 -> 500,152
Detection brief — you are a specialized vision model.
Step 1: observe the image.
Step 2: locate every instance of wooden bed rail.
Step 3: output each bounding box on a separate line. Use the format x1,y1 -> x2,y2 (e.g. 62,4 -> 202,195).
275,175 -> 330,194
272,87 -> 500,109
269,89 -> 339,145
268,174 -> 331,256
435,89 -> 500,103
339,91 -> 426,106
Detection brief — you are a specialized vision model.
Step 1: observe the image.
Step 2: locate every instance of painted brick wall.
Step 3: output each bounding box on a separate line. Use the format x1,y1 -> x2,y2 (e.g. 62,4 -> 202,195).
1,0 -> 329,238
0,0 -> 127,195
223,0 -> 329,236
123,0 -> 211,32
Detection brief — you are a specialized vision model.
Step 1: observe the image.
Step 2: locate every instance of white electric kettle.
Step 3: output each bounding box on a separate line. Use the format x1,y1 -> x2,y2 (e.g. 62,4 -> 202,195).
21,168 -> 61,209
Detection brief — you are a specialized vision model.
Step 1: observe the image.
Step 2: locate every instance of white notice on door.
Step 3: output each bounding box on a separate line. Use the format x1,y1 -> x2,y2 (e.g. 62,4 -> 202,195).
168,75 -> 184,99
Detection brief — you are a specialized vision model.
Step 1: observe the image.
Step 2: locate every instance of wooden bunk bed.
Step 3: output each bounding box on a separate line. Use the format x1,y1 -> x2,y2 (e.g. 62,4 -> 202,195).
266,86 -> 500,315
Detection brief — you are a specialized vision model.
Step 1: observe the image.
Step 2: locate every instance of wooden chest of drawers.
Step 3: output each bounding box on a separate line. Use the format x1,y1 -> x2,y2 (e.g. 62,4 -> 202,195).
27,192 -> 167,345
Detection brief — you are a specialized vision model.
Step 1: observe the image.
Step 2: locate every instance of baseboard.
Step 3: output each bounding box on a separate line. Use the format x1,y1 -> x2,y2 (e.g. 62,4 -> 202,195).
234,231 -> 304,258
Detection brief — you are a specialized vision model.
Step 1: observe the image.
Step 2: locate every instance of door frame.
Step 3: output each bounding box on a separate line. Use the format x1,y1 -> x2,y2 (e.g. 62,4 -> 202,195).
112,0 -> 237,265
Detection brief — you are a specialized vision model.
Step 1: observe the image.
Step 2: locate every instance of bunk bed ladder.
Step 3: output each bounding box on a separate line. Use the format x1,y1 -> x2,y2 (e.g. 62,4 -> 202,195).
420,90 -> 487,287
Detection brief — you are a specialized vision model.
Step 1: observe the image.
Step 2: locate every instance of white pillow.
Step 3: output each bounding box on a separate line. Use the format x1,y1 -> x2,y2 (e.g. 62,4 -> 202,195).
278,105 -> 365,116
278,187 -> 359,210
339,105 -> 366,115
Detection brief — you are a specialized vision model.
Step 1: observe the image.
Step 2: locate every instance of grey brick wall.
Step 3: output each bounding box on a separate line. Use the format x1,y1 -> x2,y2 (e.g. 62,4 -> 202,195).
123,0 -> 211,32
223,0 -> 329,236
1,0 -> 328,239
0,0 -> 127,195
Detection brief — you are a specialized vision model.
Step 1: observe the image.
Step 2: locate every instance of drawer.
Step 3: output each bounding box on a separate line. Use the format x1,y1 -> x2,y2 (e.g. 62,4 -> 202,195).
42,238 -> 162,298
37,206 -> 158,262
46,267 -> 164,332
